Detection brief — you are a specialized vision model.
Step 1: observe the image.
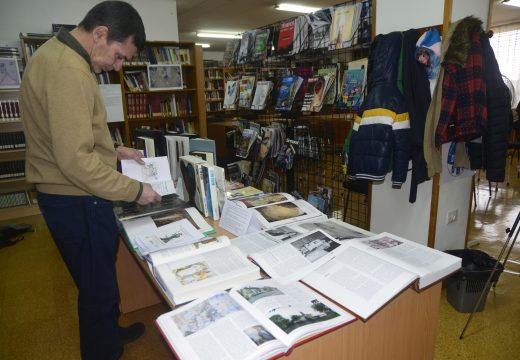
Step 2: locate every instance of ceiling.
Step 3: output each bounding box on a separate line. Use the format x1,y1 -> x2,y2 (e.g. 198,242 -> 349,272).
176,0 -> 520,52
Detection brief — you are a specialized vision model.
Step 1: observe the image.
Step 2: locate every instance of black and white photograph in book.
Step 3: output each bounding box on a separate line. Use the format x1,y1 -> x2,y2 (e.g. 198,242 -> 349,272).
298,221 -> 367,241
0,58 -> 21,89
255,202 -> 306,223
265,226 -> 303,242
148,64 -> 183,90
291,230 -> 341,262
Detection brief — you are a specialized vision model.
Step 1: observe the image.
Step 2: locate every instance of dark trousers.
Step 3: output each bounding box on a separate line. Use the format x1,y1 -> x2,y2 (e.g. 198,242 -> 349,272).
38,192 -> 123,360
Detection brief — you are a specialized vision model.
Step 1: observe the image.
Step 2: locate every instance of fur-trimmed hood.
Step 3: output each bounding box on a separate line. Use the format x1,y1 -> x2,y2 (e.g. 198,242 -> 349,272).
444,16 -> 483,65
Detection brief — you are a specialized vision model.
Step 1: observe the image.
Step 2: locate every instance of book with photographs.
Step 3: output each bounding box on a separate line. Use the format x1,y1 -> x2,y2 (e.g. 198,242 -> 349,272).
274,75 -> 303,111
223,80 -> 239,109
120,205 -> 215,250
238,75 -> 256,108
156,279 -> 355,360
154,243 -> 261,305
114,194 -> 189,222
250,81 -> 273,110
231,217 -> 370,258
302,232 -> 462,320
238,30 -> 255,64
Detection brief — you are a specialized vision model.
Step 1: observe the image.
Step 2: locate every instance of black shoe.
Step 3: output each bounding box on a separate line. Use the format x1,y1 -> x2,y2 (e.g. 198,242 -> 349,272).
119,322 -> 145,344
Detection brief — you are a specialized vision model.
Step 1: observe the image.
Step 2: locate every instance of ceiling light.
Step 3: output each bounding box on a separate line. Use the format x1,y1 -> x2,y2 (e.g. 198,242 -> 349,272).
502,0 -> 520,7
195,43 -> 210,48
197,32 -> 241,39
275,3 -> 320,13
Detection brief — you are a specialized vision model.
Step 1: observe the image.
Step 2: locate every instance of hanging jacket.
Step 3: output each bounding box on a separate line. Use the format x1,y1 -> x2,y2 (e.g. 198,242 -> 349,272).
435,23 -> 487,145
402,29 -> 432,202
348,32 -> 411,188
468,33 -> 512,182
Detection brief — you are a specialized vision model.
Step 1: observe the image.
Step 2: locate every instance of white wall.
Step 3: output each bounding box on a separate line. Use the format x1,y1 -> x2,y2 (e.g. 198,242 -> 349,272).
375,0 -> 444,35
0,0 -> 178,48
371,0 -> 489,250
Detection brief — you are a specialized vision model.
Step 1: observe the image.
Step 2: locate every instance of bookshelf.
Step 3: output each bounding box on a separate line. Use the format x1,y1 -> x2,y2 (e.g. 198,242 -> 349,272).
0,89 -> 39,220
119,41 -> 207,146
203,62 -> 225,114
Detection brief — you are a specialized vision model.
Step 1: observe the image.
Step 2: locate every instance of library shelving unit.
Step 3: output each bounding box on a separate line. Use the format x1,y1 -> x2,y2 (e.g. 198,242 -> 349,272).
19,33 -> 52,66
203,62 -> 225,114
119,41 -> 207,146
0,87 -> 39,220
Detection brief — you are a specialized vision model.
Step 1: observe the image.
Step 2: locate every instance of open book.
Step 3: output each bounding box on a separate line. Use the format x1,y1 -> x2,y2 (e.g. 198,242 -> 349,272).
154,244 -> 261,305
302,232 -> 462,320
121,156 -> 175,196
156,279 -> 355,360
248,230 -> 344,284
232,217 -> 369,257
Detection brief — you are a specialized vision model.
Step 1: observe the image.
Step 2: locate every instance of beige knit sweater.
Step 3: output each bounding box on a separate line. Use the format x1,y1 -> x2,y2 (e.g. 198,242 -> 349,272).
20,36 -> 141,201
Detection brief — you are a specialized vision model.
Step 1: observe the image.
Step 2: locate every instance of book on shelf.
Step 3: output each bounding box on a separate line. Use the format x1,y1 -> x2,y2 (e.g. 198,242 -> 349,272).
156,279 -> 355,360
121,156 -> 175,196
291,15 -> 310,55
223,80 -> 239,109
252,28 -> 270,61
305,7 -> 333,50
339,68 -> 366,110
236,128 -> 257,159
238,30 -> 255,64
0,100 -> 21,121
238,75 -> 255,108
274,75 -> 303,111
189,137 -> 216,161
317,64 -> 340,105
0,191 -> 30,209
277,18 -> 295,55
154,243 -> 261,305
328,3 -> 362,50
250,80 -> 273,110
302,232 -> 462,320
200,163 -> 220,220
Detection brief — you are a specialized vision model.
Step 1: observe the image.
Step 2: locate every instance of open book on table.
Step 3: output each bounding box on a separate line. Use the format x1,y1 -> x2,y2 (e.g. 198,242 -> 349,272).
248,230 -> 344,284
120,205 -> 215,254
232,217 -> 370,257
156,279 -> 355,360
153,244 -> 261,306
302,232 -> 462,320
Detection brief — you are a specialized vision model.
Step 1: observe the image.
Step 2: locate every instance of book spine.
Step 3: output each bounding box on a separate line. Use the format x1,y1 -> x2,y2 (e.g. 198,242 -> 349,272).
207,166 -> 220,220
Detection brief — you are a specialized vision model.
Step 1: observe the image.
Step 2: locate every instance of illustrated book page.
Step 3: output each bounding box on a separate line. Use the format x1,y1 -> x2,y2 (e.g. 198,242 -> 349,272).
156,279 -> 355,360
154,246 -> 261,305
345,232 -> 462,290
302,240 -> 418,320
249,230 -> 343,284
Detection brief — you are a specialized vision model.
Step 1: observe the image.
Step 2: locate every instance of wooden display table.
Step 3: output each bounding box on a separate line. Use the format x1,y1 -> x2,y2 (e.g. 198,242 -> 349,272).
115,224 -> 441,360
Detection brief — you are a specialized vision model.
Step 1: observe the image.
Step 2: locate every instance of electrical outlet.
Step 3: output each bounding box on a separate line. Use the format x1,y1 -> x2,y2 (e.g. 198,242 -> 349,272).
446,209 -> 458,224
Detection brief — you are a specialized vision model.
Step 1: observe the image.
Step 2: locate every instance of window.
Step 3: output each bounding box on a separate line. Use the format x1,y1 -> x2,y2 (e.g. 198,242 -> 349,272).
490,22 -> 520,106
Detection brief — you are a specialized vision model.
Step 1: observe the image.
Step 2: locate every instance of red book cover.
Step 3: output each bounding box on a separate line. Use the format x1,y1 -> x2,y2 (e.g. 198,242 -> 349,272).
277,19 -> 295,55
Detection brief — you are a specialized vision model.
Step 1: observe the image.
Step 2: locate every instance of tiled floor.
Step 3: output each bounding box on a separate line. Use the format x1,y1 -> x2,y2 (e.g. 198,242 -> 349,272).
0,163 -> 518,359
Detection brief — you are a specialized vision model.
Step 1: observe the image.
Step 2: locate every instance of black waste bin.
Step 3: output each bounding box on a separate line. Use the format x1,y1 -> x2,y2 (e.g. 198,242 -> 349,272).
445,249 -> 504,313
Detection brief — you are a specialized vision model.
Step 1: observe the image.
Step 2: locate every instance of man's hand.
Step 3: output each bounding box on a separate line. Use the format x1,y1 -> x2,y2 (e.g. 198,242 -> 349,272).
137,183 -> 162,205
116,146 -> 145,165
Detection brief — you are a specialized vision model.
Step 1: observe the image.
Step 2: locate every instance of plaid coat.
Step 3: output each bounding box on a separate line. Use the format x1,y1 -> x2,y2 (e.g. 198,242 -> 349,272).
435,32 -> 487,146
